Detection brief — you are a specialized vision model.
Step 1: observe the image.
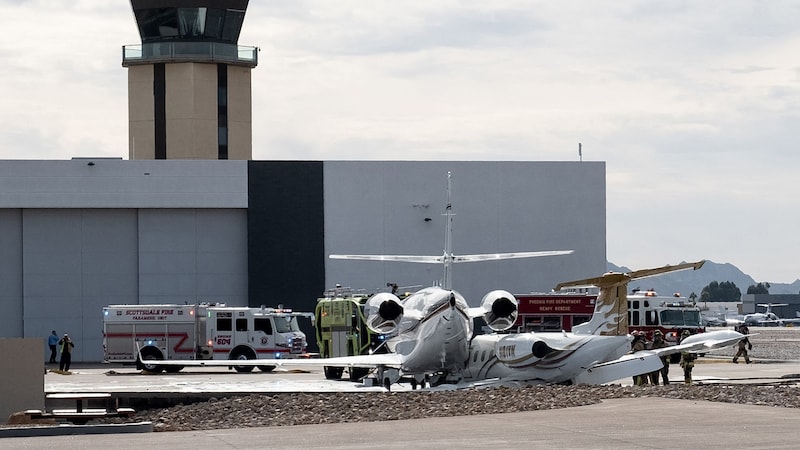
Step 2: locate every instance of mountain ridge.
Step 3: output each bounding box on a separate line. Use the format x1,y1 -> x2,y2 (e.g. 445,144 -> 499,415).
607,260 -> 800,298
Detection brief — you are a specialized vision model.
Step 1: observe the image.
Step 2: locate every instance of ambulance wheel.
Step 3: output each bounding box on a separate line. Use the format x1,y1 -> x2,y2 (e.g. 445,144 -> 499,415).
324,366 -> 343,379
138,348 -> 164,373
349,367 -> 369,382
258,365 -> 276,372
231,349 -> 256,373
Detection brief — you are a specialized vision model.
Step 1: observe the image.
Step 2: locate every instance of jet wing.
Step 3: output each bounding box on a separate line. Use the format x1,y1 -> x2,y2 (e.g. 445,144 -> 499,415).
573,352 -> 665,385
649,329 -> 747,357
153,353 -> 405,369
759,318 -> 800,325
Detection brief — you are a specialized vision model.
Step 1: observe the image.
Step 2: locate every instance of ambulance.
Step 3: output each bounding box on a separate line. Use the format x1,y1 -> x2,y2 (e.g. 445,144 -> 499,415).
103,303 -> 313,373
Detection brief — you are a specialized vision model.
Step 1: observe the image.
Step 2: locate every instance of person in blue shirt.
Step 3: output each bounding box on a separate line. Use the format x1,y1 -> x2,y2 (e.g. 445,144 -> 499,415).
47,330 -> 59,364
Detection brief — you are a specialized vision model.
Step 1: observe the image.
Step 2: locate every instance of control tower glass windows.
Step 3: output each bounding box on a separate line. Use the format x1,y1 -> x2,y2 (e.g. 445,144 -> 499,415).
134,7 -> 245,43
179,8 -> 207,38
137,8 -> 179,40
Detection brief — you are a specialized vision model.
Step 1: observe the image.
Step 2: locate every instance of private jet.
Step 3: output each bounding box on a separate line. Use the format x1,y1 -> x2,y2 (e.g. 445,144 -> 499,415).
745,303 -> 800,327
461,261 -> 746,385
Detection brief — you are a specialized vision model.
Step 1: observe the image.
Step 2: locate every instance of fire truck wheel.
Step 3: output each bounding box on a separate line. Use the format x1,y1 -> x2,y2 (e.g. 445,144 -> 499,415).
258,365 -> 276,372
164,366 -> 184,373
231,348 -> 256,373
324,366 -> 343,379
138,348 -> 164,373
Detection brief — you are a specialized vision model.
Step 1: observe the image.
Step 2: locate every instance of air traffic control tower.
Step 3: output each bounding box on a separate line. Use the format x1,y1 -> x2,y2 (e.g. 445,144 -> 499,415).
122,1 -> 257,160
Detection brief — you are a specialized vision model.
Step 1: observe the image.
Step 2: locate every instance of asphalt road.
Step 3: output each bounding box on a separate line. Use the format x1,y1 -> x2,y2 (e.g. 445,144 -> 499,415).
5,396 -> 799,449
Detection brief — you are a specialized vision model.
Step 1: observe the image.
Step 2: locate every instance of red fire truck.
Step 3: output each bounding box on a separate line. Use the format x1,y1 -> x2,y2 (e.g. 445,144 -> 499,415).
515,289 -> 705,342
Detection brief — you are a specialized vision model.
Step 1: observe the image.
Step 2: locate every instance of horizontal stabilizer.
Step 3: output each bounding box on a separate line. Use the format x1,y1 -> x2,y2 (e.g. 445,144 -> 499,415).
330,254 -> 442,264
556,260 -> 705,291
330,250 -> 573,264
453,250 -> 573,262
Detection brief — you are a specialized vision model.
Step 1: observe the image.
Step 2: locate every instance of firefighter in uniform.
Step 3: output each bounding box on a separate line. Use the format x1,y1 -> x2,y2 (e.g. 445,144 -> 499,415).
679,330 -> 697,385
732,324 -> 752,364
648,330 -> 669,385
630,331 -> 649,385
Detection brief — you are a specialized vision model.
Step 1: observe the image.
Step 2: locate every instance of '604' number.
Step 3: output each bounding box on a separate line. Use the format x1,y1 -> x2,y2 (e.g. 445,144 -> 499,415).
216,337 -> 231,346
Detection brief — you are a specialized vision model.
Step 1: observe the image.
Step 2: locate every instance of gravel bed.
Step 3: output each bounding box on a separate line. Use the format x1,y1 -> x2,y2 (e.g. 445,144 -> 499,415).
92,327 -> 800,432
116,384 -> 800,432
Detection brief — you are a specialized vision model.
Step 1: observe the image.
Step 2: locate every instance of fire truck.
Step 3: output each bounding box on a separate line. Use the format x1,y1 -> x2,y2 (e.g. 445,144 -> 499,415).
314,286 -> 389,381
515,289 -> 705,341
627,289 -> 705,342
513,292 -> 598,332
103,303 -> 313,373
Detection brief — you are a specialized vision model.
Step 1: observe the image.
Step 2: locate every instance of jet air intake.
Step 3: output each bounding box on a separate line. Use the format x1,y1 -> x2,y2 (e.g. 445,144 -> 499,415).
364,293 -> 404,335
480,290 -> 518,332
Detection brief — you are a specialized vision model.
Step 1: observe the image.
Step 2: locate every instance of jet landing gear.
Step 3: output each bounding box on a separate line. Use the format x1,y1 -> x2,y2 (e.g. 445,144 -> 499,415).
376,367 -> 401,391
410,375 -> 429,390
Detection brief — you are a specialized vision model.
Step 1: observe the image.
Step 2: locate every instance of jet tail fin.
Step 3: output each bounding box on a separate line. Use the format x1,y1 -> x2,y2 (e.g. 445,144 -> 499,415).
556,261 -> 705,336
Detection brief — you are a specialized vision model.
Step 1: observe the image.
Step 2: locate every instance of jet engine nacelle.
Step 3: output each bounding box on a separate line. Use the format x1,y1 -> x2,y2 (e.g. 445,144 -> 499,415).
480,290 -> 518,332
364,292 -> 404,335
494,334 -> 557,366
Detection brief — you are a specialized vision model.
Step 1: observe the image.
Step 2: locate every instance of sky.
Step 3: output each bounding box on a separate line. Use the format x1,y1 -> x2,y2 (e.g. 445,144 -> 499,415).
1,1 -> 799,283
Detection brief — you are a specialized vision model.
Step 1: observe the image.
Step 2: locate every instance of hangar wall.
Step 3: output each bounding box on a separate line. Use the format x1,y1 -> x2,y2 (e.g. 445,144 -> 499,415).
0,159 -> 606,360
323,161 -> 606,303
0,160 -> 250,362
7,208 -> 248,362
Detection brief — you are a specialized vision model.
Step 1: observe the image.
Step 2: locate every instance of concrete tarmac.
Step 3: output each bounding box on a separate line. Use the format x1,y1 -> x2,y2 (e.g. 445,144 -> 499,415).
4,397 -> 799,449
4,358 -> 799,448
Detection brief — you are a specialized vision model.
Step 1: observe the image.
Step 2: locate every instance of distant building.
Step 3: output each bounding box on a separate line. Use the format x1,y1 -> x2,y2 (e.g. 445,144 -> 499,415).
742,294 -> 800,318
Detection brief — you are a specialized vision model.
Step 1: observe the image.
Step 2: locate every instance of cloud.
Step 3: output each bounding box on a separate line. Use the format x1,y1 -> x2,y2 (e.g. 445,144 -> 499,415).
2,0 -> 800,281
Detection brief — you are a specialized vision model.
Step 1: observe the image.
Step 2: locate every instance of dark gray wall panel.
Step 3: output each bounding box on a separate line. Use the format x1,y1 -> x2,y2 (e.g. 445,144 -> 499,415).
0,210 -> 23,337
247,161 -> 325,313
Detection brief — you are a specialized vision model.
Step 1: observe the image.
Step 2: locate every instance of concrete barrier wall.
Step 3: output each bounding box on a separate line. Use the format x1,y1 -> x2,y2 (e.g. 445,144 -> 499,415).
0,338 -> 44,423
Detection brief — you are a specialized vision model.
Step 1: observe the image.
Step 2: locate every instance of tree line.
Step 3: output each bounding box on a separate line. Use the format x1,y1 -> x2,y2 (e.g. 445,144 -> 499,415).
698,281 -> 772,302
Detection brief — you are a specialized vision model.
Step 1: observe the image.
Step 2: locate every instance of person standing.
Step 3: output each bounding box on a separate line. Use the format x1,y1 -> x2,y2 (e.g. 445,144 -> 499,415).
649,330 -> 670,385
629,332 -> 649,385
47,330 -> 59,364
679,330 -> 697,385
732,324 -> 752,364
58,333 -> 75,372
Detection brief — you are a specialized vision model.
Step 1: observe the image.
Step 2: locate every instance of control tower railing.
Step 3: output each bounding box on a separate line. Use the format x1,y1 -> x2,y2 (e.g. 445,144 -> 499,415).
122,42 -> 258,68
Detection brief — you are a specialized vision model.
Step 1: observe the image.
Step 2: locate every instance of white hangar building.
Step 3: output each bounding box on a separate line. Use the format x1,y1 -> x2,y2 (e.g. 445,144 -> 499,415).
0,159 -> 606,361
